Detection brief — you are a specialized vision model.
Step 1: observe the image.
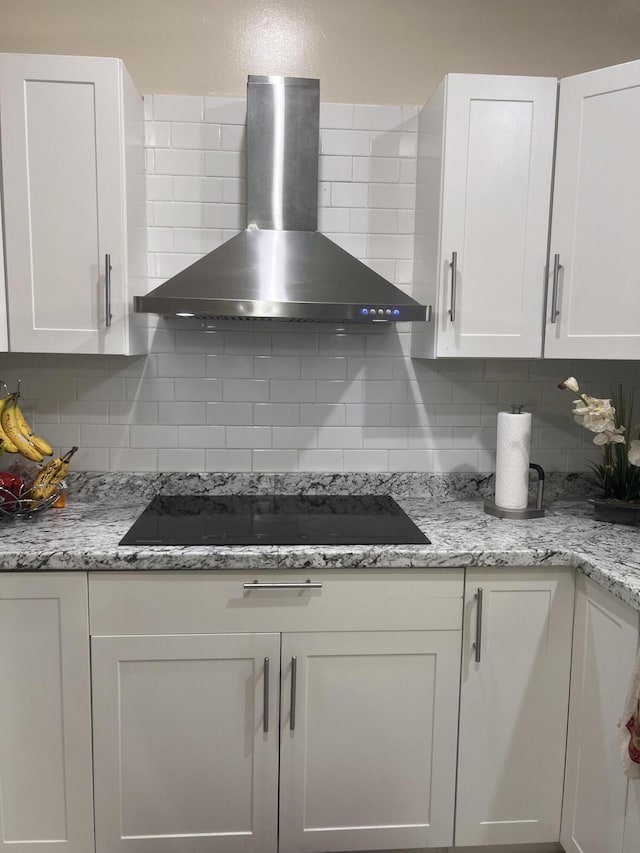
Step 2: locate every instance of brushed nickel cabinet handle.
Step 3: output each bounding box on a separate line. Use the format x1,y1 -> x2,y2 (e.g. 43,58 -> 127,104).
105,253 -> 112,328
473,588 -> 483,663
290,656 -> 297,731
448,251 -> 458,323
243,580 -> 322,590
263,657 -> 269,733
550,253 -> 562,323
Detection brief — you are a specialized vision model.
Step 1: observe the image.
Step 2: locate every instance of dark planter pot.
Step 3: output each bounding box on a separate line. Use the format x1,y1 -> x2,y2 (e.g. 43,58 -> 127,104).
590,499 -> 640,526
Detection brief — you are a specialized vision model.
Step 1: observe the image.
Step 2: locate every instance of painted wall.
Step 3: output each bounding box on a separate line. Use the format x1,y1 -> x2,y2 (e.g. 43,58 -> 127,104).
1,0 -> 640,103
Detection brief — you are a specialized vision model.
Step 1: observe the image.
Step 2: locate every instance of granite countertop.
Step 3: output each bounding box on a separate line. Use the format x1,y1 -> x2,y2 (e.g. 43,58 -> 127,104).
0,482 -> 638,613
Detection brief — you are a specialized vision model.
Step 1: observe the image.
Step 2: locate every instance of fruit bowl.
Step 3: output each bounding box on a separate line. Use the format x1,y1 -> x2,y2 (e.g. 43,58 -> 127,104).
0,480 -> 66,518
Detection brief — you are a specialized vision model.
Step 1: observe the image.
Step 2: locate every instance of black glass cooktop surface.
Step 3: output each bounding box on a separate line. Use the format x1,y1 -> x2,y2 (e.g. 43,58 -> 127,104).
119,494 -> 430,546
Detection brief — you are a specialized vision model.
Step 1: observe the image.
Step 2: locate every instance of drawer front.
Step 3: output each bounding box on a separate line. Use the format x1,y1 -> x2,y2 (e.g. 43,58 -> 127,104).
89,570 -> 464,635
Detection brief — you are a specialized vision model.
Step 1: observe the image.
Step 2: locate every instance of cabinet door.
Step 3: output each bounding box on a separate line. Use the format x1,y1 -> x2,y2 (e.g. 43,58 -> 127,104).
456,567 -> 574,846
278,630 -> 461,852
0,53 -> 145,354
562,574 -> 639,853
91,632 -> 280,853
0,200 -> 8,351
545,60 -> 640,359
0,573 -> 93,852
412,74 -> 556,359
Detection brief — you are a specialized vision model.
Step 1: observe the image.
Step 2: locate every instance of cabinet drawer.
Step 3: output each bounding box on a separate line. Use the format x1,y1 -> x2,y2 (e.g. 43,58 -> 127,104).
89,570 -> 464,635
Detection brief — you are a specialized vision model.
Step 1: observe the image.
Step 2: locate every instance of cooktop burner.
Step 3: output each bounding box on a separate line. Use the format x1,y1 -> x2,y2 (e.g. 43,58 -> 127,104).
119,494 -> 430,546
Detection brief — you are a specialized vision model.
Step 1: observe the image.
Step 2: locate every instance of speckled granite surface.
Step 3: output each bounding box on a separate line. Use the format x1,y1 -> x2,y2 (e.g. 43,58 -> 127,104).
0,471 -> 638,613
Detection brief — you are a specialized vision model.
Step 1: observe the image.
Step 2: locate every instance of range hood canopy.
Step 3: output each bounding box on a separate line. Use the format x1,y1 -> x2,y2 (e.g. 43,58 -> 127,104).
135,75 -> 430,324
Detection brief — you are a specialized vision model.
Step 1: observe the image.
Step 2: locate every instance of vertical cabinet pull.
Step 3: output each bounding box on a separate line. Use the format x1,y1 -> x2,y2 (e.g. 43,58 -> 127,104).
473,588 -> 483,663
105,253 -> 112,328
263,657 -> 270,733
550,253 -> 562,323
448,251 -> 457,323
290,656 -> 297,731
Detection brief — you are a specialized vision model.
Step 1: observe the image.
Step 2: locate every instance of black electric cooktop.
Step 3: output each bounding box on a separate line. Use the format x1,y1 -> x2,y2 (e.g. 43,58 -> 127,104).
119,494 -> 430,547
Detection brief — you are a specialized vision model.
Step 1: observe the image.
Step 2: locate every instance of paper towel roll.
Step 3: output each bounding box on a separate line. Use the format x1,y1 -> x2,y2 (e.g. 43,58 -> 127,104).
495,411 -> 532,510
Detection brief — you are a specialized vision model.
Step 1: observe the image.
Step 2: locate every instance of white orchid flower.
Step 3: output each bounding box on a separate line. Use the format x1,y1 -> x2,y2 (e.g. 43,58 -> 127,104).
592,426 -> 626,445
572,396 -> 617,433
629,439 -> 640,466
560,377 -> 580,393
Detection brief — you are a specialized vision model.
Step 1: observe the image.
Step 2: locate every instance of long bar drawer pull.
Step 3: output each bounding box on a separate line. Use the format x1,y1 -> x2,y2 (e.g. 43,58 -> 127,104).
290,656 -> 297,731
105,253 -> 112,328
448,251 -> 458,323
473,587 -> 483,663
243,579 -> 323,590
263,657 -> 269,733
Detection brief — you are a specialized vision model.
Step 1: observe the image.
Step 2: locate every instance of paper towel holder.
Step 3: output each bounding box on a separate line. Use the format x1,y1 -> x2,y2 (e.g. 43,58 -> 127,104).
484,463 -> 546,519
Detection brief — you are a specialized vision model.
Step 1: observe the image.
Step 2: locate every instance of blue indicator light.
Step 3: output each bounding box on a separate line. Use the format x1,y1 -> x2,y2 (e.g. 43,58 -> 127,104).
361,308 -> 368,315
392,308 -> 400,316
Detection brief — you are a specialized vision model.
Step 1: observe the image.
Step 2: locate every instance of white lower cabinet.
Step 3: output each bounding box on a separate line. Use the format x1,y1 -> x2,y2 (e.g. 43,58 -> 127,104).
561,574 -> 640,853
455,567 -> 575,847
88,570 -> 464,853
0,573 -> 94,853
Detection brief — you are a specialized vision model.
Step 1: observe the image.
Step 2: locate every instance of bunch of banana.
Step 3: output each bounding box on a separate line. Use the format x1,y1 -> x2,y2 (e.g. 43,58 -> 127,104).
0,392 -> 53,463
30,446 -> 79,502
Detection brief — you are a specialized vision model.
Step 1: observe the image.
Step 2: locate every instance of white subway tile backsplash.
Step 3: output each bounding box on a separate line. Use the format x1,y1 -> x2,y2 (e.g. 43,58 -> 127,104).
369,183 -> 416,209
206,402 -> 254,424
205,150 -> 245,177
331,182 -> 368,208
172,228 -> 223,253
254,356 -> 301,380
273,426 -> 317,449
319,156 -> 353,182
153,94 -> 204,122
206,449 -> 252,471
155,149 -> 204,176
320,129 -> 370,157
173,176 -> 223,202
178,425 -> 225,447
158,449 -> 206,472
298,449 -> 344,471
110,448 -> 158,472
146,175 -> 173,200
223,379 -> 270,402
158,402 -> 206,425
226,426 -> 272,449
153,201 -> 203,227
270,380 -> 316,403
221,125 -> 246,151
319,103 -> 354,129
343,450 -> 388,471
171,122 -> 221,150
203,203 -> 245,229
222,177 -> 246,204
174,378 -> 223,401
318,426 -> 362,449
81,424 -> 129,448
254,403 -> 300,426
252,449 -> 299,472
130,425 -> 178,448
204,97 -> 246,124
353,156 -> 400,183
354,104 -> 403,131
29,93 -> 629,475
301,357 -> 347,380
388,449 -> 434,471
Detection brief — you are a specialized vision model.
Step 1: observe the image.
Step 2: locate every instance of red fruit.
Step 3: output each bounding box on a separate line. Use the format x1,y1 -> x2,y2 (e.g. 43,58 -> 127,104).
0,472 -> 25,509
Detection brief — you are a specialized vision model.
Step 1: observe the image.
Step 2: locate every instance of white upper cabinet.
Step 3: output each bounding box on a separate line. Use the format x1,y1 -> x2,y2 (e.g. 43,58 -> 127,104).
0,53 -> 147,354
411,74 -> 557,359
0,200 -> 8,351
545,60 -> 640,359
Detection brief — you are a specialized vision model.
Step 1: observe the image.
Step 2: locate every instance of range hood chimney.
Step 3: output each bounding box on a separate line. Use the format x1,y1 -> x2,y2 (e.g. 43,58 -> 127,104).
135,76 -> 430,324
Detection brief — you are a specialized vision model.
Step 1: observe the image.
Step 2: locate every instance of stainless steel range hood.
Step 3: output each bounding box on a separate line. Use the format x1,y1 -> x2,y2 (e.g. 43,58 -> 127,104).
135,76 -> 430,324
